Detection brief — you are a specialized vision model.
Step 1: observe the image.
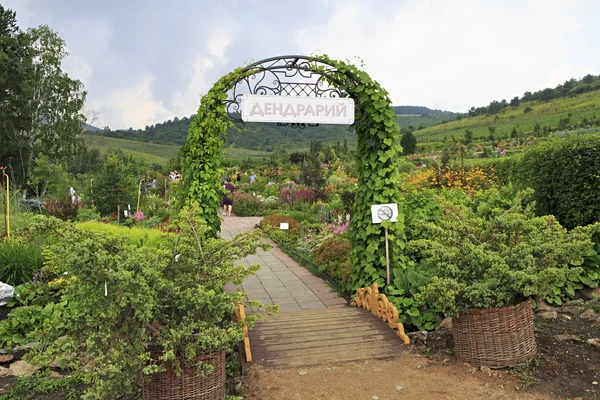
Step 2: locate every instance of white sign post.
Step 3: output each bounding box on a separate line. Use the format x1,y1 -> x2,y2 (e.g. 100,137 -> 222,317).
241,94 -> 355,125
280,222 -> 289,241
371,203 -> 399,285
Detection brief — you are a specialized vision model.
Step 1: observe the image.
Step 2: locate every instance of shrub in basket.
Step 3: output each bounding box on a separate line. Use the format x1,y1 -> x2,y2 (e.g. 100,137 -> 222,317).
23,207 -> 272,399
409,190 -> 593,367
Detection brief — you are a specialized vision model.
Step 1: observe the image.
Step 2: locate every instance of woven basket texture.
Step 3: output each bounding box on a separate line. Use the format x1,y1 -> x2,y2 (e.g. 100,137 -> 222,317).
453,299 -> 536,368
142,351 -> 226,400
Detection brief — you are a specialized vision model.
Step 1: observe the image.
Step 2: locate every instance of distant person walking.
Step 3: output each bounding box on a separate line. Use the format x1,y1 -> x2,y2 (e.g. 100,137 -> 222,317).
236,171 -> 241,183
250,172 -> 256,184
222,178 -> 235,216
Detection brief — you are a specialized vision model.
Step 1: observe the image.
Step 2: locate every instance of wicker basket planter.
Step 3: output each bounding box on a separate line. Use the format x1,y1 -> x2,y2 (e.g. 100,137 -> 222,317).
142,351 -> 226,400
452,299 -> 536,368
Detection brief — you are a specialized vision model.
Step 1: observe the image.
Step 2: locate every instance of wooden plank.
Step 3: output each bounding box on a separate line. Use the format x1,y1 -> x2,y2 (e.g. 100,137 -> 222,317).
257,311 -> 366,326
251,327 -> 401,344
253,316 -> 387,331
252,336 -> 401,355
250,322 -> 391,338
259,307 -> 359,318
259,346 -> 404,368
255,316 -> 378,331
252,335 -> 403,356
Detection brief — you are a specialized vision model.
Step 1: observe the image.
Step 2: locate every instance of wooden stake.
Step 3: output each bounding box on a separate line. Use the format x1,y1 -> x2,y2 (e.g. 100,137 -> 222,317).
385,227 -> 390,285
4,173 -> 10,240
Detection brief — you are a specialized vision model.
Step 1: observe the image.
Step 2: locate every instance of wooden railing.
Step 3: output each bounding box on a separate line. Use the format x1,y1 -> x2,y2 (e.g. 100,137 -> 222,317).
350,282 -> 411,345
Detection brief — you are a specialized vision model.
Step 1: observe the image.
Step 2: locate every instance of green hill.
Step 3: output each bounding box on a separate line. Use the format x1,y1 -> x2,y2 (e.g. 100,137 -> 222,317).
415,89 -> 600,142
88,106 -> 453,151
83,134 -> 179,165
82,134 -> 273,165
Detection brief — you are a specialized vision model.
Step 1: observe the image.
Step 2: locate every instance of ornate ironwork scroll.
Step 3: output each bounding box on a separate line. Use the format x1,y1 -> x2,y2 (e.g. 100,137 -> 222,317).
224,55 -> 367,130
351,282 -> 411,345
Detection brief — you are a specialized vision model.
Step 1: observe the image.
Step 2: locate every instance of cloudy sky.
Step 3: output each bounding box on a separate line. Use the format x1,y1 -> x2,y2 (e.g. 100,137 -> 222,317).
4,0 -> 599,129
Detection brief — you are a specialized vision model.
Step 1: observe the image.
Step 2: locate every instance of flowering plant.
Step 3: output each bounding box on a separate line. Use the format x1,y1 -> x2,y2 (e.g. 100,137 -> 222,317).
134,211 -> 146,222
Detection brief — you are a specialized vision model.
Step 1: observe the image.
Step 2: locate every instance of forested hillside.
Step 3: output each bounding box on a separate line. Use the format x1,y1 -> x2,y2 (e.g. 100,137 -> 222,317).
90,106 -> 454,151
393,106 -> 451,115
415,88 -> 600,142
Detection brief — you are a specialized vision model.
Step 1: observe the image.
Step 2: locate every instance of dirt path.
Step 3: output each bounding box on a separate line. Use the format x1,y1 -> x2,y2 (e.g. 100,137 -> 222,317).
244,354 -> 554,400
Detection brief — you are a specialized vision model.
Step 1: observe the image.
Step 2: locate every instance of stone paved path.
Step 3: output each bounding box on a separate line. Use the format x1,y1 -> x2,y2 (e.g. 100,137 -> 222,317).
221,216 -> 347,311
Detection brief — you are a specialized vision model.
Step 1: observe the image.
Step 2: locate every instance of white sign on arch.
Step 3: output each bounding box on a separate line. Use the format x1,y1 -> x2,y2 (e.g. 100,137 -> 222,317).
241,94 -> 355,125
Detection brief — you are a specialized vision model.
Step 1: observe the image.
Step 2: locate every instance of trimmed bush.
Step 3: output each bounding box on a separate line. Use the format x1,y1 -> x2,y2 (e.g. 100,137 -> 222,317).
312,235 -> 352,290
259,214 -> 303,243
233,192 -> 266,216
512,134 -> 600,229
75,221 -> 173,249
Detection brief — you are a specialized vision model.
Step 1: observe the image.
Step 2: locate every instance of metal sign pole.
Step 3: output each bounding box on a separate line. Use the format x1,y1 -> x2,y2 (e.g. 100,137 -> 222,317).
371,203 -> 398,286
385,227 -> 390,285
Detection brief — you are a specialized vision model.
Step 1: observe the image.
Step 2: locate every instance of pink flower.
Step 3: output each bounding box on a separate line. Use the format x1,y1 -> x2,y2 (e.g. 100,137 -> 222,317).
134,211 -> 146,222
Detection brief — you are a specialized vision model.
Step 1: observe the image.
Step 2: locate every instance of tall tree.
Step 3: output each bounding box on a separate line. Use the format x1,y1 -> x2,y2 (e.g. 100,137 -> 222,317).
0,6 -> 32,180
0,11 -> 87,188
19,25 -> 87,187
400,131 -> 417,155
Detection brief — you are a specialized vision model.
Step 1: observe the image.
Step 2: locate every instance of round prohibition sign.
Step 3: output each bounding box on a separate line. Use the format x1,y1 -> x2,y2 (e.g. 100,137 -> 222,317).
377,206 -> 394,221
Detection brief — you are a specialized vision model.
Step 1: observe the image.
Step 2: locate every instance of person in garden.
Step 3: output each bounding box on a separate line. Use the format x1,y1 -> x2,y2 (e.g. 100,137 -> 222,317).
250,172 -> 256,184
236,170 -> 241,183
222,178 -> 235,216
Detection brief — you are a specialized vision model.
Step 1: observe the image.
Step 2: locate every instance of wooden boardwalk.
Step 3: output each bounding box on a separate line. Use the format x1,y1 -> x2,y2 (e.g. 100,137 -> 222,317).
247,306 -> 411,368
221,217 -> 411,369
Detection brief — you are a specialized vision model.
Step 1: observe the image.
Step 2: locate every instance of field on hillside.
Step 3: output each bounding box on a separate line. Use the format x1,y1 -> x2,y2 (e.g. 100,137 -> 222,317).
83,134 -> 179,165
415,90 -> 600,141
83,134 -> 273,164
397,113 -> 456,132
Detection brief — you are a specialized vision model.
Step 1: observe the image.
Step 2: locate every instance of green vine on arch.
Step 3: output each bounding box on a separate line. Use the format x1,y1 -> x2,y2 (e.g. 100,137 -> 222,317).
182,55 -> 406,290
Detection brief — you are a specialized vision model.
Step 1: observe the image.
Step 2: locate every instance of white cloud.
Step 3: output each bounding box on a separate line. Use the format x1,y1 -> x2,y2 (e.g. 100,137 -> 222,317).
102,75 -> 172,129
166,26 -> 233,119
295,0 -> 598,112
169,55 -> 215,117
5,0 -> 600,128
206,27 -> 232,59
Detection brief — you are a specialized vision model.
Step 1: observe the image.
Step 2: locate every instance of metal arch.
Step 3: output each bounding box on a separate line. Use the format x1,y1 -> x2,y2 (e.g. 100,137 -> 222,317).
223,55 -> 368,130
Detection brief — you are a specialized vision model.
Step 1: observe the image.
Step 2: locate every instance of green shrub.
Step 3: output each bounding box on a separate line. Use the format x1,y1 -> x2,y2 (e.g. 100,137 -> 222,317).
259,214 -> 303,243
281,210 -> 319,225
510,133 -> 600,228
77,206 -> 101,221
262,184 -> 281,198
385,265 -> 441,331
19,209 -> 270,398
135,216 -> 163,229
398,160 -> 416,174
411,191 -> 593,317
0,241 -> 43,286
75,221 -> 173,249
154,207 -> 170,221
0,302 -> 63,348
312,235 -> 352,291
233,192 -> 265,216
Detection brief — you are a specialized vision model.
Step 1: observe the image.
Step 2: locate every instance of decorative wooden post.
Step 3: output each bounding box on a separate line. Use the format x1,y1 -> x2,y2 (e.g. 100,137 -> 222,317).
351,282 -> 410,344
235,303 -> 252,362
